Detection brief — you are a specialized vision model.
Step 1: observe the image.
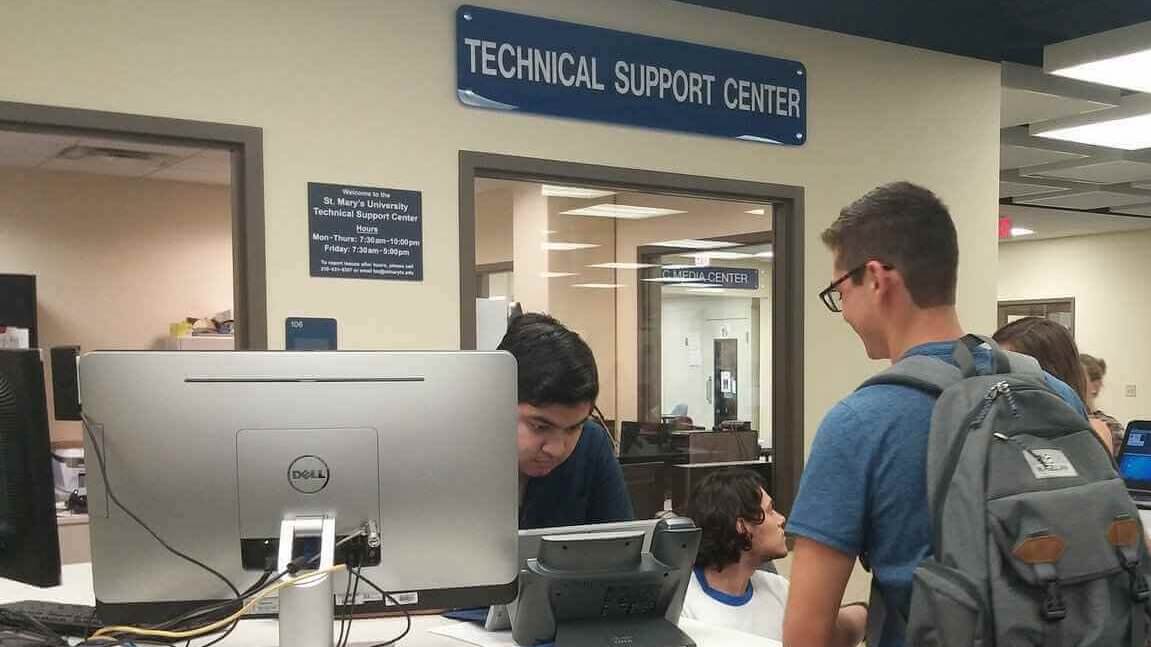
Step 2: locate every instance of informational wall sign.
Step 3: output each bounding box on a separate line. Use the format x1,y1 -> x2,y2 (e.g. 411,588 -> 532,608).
456,5 -> 806,145
661,266 -> 759,289
308,182 -> 422,281
285,317 -> 338,351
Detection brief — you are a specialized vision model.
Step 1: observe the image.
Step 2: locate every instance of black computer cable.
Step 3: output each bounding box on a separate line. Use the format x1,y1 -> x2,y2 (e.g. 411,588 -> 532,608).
345,568 -> 412,647
81,414 -> 242,605
336,557 -> 356,647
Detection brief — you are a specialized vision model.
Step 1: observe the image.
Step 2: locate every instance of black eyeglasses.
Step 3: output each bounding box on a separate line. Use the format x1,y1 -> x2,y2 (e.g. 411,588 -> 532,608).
818,262 -> 893,313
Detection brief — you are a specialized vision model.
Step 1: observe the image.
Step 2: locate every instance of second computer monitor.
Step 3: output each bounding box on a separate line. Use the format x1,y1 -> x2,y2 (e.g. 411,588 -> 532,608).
0,349 -> 61,588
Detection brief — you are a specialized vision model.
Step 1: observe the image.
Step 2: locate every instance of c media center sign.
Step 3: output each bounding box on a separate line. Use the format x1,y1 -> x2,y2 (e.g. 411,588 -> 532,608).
456,5 -> 807,145
661,267 -> 759,290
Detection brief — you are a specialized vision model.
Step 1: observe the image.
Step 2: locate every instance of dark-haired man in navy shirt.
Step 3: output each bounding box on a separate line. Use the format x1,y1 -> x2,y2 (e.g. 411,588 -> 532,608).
498,312 -> 634,529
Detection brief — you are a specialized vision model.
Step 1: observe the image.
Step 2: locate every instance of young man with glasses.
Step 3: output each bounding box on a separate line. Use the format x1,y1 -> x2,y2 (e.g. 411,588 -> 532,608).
781,182 -> 1084,647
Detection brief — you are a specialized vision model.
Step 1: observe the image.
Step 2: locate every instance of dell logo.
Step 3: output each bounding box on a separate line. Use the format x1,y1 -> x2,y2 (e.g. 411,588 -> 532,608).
287,455 -> 330,494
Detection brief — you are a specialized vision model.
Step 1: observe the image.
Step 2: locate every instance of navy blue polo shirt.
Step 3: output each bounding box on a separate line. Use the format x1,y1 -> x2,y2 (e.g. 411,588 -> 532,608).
519,421 -> 635,529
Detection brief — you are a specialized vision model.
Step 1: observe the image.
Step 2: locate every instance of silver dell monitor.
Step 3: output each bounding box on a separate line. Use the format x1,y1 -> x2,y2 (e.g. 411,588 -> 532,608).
79,351 -> 519,625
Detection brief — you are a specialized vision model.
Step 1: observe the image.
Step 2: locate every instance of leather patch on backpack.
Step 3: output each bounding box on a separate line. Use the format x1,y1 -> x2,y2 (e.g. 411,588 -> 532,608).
1108,517 -> 1142,548
1013,534 -> 1065,564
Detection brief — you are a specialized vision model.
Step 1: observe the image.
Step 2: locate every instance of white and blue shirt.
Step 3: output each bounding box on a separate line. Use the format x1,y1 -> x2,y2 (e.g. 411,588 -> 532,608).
680,566 -> 789,641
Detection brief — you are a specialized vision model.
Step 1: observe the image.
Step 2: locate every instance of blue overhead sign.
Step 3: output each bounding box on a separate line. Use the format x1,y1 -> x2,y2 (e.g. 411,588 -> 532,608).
662,267 -> 760,290
456,6 -> 807,145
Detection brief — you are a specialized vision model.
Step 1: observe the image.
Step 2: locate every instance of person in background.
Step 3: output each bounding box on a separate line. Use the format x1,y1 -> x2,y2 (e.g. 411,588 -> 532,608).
1081,353 -> 1125,455
682,469 -> 866,645
992,317 -> 1112,454
497,312 -> 634,529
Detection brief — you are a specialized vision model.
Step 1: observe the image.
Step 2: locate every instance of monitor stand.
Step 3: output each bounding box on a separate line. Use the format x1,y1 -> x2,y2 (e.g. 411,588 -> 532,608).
276,515 -> 337,647
554,617 -> 696,647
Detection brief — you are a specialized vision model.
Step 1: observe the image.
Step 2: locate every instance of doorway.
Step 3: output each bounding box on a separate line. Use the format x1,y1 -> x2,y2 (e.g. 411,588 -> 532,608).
459,152 -> 804,513
0,101 -> 266,350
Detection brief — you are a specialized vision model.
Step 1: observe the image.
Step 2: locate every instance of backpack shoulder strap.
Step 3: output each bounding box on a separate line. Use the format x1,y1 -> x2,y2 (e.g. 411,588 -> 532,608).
1001,349 -> 1044,378
858,355 -> 965,396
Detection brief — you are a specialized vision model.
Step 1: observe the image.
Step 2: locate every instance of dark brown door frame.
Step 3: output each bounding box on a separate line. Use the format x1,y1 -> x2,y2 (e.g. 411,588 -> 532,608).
0,100 -> 267,349
458,151 -> 805,514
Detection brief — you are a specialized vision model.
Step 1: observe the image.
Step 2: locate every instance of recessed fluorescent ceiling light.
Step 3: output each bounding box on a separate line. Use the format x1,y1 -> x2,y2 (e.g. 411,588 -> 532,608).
745,208 -> 767,215
755,251 -> 775,258
688,288 -> 727,293
572,283 -> 625,289
561,204 -> 686,219
682,251 -> 753,260
642,277 -> 706,283
588,262 -> 657,270
1044,21 -> 1151,93
647,239 -> 741,249
1031,95 -> 1151,150
1011,227 -> 1036,237
543,242 -> 599,251
660,264 -> 696,270
541,184 -> 618,199
540,272 -> 577,278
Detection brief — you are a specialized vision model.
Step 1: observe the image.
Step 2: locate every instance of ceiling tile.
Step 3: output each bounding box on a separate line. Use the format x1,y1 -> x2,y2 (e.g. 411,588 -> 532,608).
1024,160 -> 1151,185
172,151 -> 232,173
1001,204 -> 1151,242
1000,145 -> 1085,169
79,136 -> 204,160
1017,190 -> 1149,210
1112,204 -> 1151,217
1000,180 -> 1064,198
39,156 -> 166,178
149,164 -> 231,185
0,130 -> 79,169
1001,88 -> 1115,128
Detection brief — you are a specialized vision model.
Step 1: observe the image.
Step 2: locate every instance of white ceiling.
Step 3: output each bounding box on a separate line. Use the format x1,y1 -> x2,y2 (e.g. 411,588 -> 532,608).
999,63 -> 1151,222
474,177 -> 773,223
0,129 -> 231,185
1001,203 -> 1151,243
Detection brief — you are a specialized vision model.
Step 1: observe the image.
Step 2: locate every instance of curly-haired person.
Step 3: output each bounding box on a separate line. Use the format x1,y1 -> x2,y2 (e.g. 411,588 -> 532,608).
682,469 -> 866,645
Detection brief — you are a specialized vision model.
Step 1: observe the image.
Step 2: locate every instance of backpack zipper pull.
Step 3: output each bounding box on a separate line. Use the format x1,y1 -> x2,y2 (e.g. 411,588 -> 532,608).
991,380 -> 1020,417
993,431 -> 1050,466
974,381 -> 1016,426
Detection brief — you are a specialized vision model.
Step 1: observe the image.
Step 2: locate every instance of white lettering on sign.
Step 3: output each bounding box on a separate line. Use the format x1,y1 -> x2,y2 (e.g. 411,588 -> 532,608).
464,38 -> 605,91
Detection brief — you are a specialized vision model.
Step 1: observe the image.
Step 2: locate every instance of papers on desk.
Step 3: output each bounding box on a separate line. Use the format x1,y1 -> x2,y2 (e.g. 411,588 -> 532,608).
427,622 -> 536,647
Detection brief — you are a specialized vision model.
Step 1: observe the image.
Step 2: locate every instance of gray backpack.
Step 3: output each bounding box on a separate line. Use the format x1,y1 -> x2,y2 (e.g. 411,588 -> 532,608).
862,336 -> 1151,646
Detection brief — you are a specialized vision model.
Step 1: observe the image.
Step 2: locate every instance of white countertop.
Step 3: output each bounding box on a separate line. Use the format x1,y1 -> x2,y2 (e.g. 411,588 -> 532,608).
0,564 -> 780,647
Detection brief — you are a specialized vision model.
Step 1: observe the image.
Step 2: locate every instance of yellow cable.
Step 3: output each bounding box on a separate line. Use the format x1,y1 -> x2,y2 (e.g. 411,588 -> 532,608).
91,564 -> 347,640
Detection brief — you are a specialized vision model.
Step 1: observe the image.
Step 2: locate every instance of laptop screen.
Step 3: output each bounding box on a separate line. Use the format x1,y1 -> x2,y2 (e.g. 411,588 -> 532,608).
1118,421 -> 1151,488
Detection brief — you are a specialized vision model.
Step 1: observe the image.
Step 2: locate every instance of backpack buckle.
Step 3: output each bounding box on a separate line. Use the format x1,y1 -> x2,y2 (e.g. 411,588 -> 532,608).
1133,574 -> 1151,603
1042,581 -> 1067,621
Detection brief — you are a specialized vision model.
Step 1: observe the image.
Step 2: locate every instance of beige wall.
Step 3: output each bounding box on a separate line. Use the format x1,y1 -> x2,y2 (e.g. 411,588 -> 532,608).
475,188 -> 513,266
999,231 -> 1151,424
0,169 -> 233,442
0,0 -> 1002,454
511,185 -> 549,311
546,199 -> 620,418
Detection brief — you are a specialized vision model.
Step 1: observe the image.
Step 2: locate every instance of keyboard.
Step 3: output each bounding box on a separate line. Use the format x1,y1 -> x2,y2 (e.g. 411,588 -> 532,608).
0,600 -> 102,637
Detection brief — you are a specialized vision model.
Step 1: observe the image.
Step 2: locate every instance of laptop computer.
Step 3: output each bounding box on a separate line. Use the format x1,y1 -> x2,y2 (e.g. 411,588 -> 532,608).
1116,420 -> 1151,507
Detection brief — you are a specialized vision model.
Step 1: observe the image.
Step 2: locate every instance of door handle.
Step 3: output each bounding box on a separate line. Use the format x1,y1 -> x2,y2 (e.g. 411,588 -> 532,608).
706,377 -> 713,404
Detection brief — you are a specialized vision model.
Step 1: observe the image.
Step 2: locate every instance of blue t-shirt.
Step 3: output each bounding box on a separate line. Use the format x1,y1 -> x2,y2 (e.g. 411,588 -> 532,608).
519,421 -> 635,529
786,341 -> 1085,647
